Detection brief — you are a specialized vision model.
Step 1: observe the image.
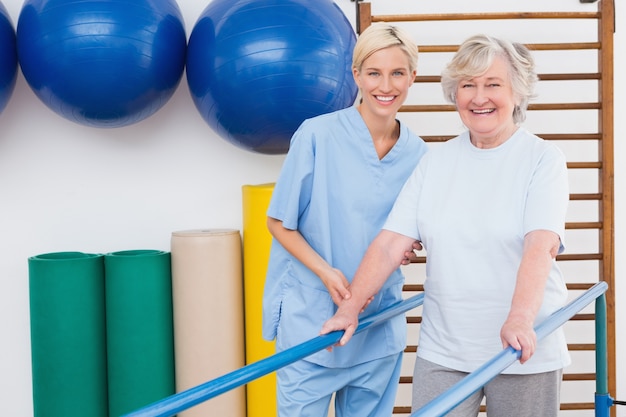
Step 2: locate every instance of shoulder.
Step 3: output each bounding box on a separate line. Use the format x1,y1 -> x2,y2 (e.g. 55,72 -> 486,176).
302,106 -> 354,126
516,128 -> 566,161
405,130 -> 429,153
293,107 -> 353,139
288,107 -> 357,152
428,131 -> 467,155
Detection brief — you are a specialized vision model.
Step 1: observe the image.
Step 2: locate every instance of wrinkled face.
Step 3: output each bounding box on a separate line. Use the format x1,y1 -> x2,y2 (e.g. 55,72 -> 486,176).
455,56 -> 518,144
353,46 -> 415,119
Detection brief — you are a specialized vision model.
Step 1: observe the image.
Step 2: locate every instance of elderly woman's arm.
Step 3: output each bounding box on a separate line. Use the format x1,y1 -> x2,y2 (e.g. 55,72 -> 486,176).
500,229 -> 561,364
320,229 -> 416,346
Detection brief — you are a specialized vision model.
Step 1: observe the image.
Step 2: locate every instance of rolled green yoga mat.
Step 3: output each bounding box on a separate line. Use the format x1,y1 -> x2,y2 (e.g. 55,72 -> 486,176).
28,251 -> 108,417
104,249 -> 175,417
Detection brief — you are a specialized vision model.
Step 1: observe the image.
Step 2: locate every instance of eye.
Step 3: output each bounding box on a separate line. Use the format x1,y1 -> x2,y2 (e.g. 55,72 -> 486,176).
393,70 -> 405,77
488,83 -> 501,87
367,71 -> 380,77
461,83 -> 475,88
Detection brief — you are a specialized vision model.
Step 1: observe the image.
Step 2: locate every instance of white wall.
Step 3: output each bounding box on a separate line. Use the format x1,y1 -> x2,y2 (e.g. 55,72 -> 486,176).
0,0 -> 623,415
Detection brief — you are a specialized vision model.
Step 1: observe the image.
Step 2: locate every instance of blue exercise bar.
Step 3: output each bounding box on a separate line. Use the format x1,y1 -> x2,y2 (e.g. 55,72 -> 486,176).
123,281 -> 610,417
122,293 -> 425,417
411,281 -> 609,417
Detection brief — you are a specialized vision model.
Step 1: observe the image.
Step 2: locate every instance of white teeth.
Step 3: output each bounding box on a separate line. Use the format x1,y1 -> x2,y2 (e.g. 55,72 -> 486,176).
376,96 -> 394,102
472,109 -> 494,114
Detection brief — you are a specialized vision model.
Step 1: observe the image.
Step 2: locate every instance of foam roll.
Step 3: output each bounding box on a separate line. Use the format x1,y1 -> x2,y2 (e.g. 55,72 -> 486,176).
242,183 -> 276,417
28,251 -> 108,417
104,249 -> 175,417
170,229 -> 246,417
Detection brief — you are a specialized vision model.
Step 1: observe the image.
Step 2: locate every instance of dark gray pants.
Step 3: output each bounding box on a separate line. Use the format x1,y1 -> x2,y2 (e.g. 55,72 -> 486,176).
412,356 -> 563,417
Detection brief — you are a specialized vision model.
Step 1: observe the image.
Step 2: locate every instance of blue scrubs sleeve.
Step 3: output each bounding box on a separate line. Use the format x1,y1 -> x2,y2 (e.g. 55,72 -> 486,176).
267,122 -> 315,230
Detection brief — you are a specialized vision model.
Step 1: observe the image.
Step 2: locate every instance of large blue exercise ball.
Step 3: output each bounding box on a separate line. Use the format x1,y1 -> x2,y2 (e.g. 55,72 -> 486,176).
16,0 -> 187,128
186,0 -> 358,154
0,1 -> 17,115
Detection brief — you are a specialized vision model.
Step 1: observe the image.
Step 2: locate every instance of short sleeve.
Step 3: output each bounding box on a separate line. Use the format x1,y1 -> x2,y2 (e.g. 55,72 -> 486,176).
383,161 -> 423,241
266,121 -> 315,230
523,144 -> 569,253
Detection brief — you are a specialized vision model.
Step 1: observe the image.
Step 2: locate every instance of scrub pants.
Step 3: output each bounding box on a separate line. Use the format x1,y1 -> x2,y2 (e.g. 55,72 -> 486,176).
277,352 -> 403,417
412,356 -> 563,417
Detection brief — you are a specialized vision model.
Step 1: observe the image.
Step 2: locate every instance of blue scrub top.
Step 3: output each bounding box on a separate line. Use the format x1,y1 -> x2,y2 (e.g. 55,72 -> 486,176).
263,106 -> 428,368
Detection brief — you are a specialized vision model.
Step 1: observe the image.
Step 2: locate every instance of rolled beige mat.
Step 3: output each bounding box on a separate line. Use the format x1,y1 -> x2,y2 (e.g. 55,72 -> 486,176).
170,229 -> 246,417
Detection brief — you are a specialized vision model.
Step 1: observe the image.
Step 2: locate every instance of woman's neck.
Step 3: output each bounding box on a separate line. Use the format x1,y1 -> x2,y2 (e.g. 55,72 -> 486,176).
470,124 -> 519,149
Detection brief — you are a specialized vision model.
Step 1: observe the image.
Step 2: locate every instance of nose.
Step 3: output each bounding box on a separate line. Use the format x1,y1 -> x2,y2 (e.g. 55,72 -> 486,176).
471,86 -> 488,105
379,74 -> 393,93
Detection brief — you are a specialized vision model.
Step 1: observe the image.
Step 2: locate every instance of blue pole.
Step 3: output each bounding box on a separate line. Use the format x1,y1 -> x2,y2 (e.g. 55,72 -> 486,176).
122,293 -> 425,417
411,281 -> 608,417
594,292 -> 613,417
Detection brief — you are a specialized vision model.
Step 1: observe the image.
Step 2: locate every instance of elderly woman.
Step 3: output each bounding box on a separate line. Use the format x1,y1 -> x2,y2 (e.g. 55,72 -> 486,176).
321,34 -> 570,416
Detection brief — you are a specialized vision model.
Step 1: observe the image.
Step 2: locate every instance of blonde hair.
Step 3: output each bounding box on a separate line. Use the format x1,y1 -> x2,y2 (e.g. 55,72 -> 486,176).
441,34 -> 537,124
352,23 -> 418,73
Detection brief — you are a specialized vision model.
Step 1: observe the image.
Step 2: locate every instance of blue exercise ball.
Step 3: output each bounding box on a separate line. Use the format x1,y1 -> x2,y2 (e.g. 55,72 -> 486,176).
0,1 -> 17,115
186,0 -> 358,154
16,0 -> 187,128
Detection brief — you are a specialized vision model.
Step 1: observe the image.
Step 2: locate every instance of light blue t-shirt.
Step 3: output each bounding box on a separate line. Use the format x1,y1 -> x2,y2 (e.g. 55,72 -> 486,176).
263,106 -> 428,368
384,128 -> 571,374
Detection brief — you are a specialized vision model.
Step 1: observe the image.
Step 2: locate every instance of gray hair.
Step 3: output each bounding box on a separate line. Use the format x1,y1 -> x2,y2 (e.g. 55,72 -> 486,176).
441,34 -> 537,124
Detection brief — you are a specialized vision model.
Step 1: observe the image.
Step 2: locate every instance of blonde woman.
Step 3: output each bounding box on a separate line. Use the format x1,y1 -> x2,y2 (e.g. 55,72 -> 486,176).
263,23 -> 427,416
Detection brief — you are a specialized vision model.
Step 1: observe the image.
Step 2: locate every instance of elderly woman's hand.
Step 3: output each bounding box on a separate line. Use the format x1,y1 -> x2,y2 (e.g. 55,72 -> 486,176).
500,315 -> 537,364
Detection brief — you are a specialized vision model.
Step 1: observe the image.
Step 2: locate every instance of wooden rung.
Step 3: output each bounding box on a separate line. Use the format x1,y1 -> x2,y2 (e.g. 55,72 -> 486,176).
401,373 -> 595,384
399,104 -> 456,112
556,253 -> 602,261
564,373 -> 596,381
531,102 -> 601,110
406,314 -> 595,323
396,403 -> 595,413
404,283 -> 598,291
538,133 -> 601,140
408,252 -> 603,263
420,135 -> 455,142
560,402 -> 595,410
570,313 -> 595,321
568,343 -> 596,350
565,221 -> 602,229
405,283 -> 598,290
405,343 -> 594,353
568,162 -> 602,169
415,73 -> 601,83
567,283 -> 598,291
399,102 -> 600,112
419,134 -> 601,142
569,193 -> 602,201
415,42 -> 599,53
399,376 -> 413,384
539,73 -> 602,81
371,11 -> 600,23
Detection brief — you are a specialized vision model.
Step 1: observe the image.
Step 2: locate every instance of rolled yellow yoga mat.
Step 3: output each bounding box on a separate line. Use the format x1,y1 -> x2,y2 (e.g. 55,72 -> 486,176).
242,183 -> 276,417
170,229 -> 246,417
